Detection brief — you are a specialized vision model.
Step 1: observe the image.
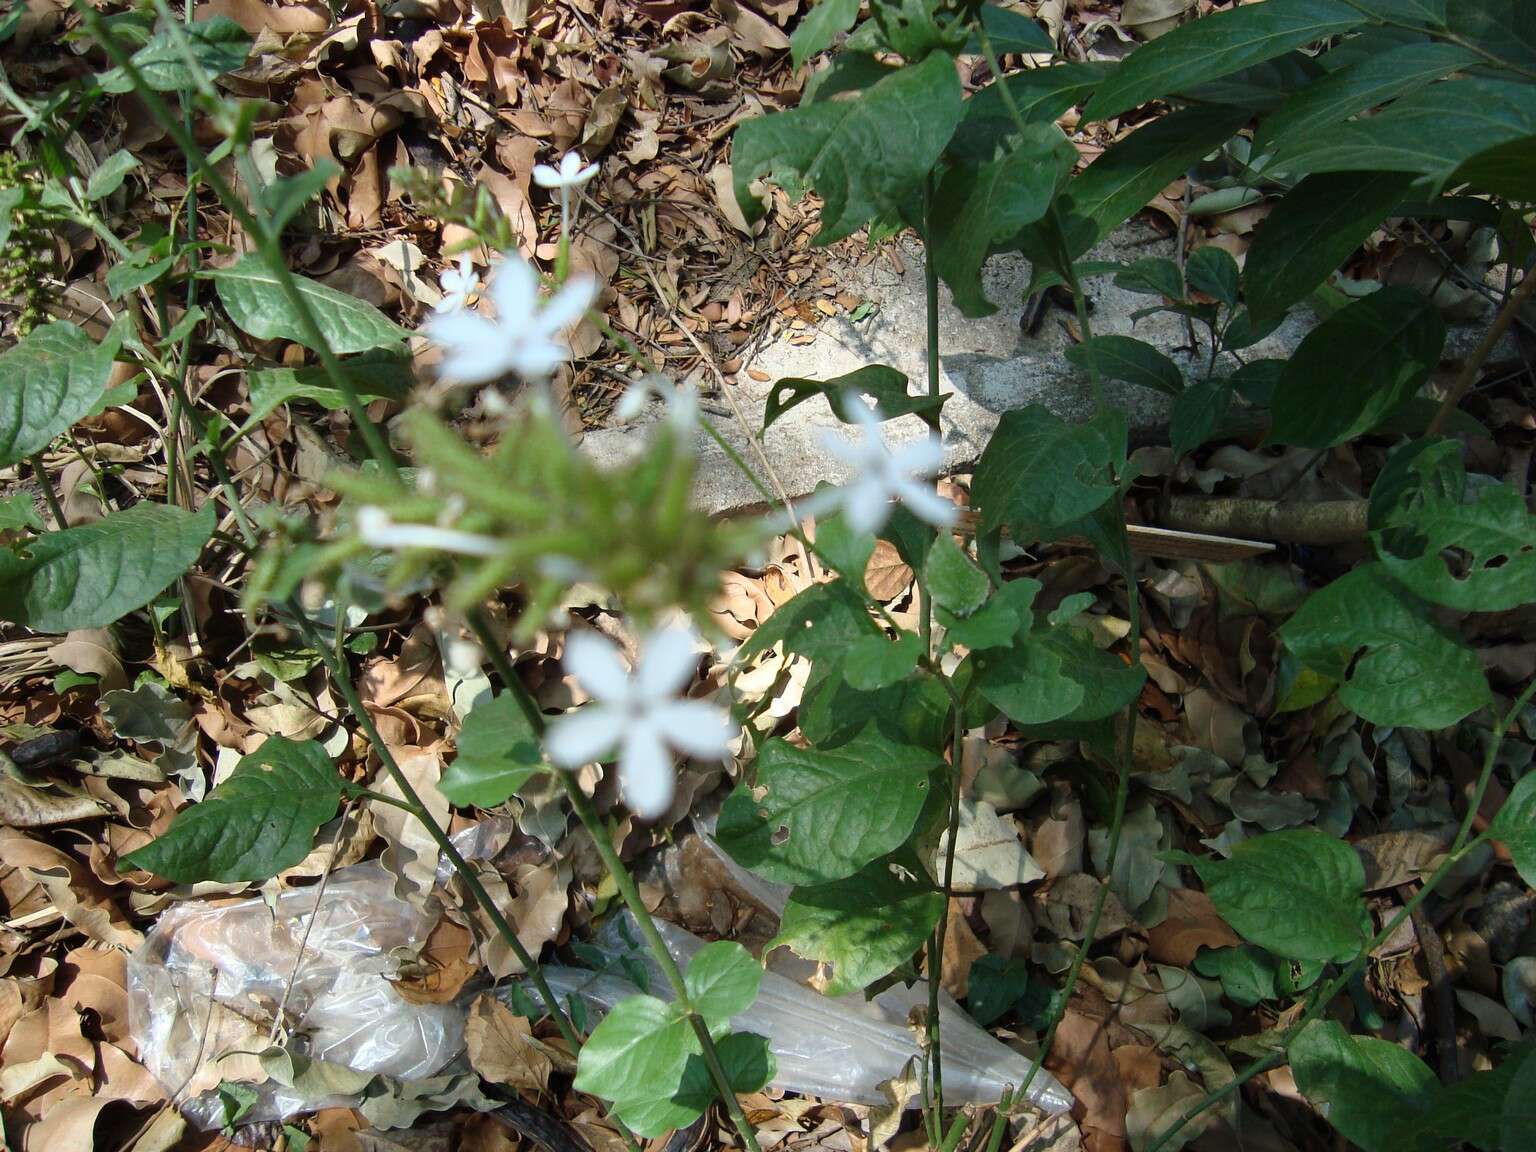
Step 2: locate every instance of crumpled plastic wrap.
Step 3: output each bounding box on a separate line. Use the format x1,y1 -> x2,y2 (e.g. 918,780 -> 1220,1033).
528,910 -> 1075,1116
126,863 -> 465,1127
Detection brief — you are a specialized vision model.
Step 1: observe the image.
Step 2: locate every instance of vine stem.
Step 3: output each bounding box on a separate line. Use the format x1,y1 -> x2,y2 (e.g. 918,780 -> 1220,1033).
464,613 -> 764,1152
1145,676 -> 1536,1152
1426,268 -> 1534,436
30,454 -> 67,528
71,1 -> 401,480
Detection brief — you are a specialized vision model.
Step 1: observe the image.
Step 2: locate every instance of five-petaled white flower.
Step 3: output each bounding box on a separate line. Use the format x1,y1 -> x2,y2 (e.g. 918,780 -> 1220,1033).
434,254 -> 481,315
546,626 -> 736,820
813,397 -> 957,534
533,151 -> 599,192
424,255 -> 596,385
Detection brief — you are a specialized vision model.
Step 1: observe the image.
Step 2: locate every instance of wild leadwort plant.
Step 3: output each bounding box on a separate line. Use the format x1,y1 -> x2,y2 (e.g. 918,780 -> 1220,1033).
5,0 -> 1534,1149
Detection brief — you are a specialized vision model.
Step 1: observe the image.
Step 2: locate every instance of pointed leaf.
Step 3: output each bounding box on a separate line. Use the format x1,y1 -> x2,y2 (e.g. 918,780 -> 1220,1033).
790,0 -> 861,68
0,322 -> 119,468
1290,1021 -> 1437,1152
439,693 -> 544,808
1489,774 -> 1536,890
1065,335 -> 1183,397
684,941 -> 762,1031
207,254 -> 408,354
973,405 -> 1119,539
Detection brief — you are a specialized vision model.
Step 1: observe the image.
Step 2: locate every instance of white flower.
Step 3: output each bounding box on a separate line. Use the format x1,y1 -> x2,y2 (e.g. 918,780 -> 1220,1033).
545,626 -> 736,820
614,373 -> 699,431
356,506 -> 503,558
434,254 -> 480,315
424,255 -> 596,385
533,151 -> 599,191
814,397 -> 957,534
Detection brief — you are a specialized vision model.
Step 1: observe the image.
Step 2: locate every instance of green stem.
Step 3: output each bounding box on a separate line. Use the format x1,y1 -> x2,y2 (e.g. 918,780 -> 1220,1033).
71,1 -> 401,480
1145,677 -> 1536,1152
30,453 -> 67,529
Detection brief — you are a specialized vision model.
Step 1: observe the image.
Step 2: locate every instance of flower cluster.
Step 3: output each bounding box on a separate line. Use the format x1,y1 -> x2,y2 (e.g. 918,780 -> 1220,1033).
812,397 -> 956,534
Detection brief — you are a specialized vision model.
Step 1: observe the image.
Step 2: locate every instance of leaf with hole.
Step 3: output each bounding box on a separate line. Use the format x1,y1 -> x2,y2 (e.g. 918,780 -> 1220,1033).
121,737 -> 343,883
733,50 -> 963,244
0,322 -> 121,468
207,255 -> 408,354
763,364 -> 944,432
1374,481 -> 1536,613
0,502 -> 216,632
716,727 -> 939,886
1173,829 -> 1370,963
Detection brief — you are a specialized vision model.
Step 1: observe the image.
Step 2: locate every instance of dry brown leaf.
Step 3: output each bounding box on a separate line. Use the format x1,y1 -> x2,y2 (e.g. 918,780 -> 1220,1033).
463,994 -> 554,1095
1144,888 -> 1241,968
864,539 -> 914,601
938,899 -> 986,998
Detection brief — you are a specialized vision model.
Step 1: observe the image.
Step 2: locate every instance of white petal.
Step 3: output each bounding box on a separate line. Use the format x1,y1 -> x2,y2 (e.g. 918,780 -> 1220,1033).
545,705 -> 621,768
819,428 -> 864,467
839,392 -> 885,430
425,310 -> 515,384
892,433 -> 945,477
532,163 -> 562,188
894,477 -> 959,527
508,335 -> 572,381
457,254 -> 475,280
538,275 -> 598,335
563,630 -> 633,702
651,699 -> 736,760
614,380 -> 651,423
490,256 -> 539,321
618,721 -> 675,820
636,626 -> 700,700
847,477 -> 894,534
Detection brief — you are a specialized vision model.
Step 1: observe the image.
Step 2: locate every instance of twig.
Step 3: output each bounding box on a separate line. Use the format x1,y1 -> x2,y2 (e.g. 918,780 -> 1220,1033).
1427,270 -> 1535,436
1403,885 -> 1459,1083
1160,495 -> 1368,546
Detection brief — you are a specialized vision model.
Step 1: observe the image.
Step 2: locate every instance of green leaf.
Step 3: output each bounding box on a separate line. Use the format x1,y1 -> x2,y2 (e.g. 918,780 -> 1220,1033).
1176,829 -> 1370,963
1064,335 -> 1183,397
1274,77 -> 1536,191
1243,172 -> 1414,322
932,126 -> 1075,317
1170,378 -> 1231,457
0,492 -> 42,532
965,955 -> 1034,1027
763,364 -> 944,433
438,693 -> 544,808
843,631 -> 923,690
1280,563 -> 1490,728
813,508 -> 877,594
1192,944 -> 1280,1007
259,161 -> 340,231
790,0 -> 861,68
952,62 -> 1110,164
1185,246 -> 1240,309
98,16 -> 252,93
612,1032 -> 774,1138
1374,482 -> 1536,613
716,727 -> 939,886
121,737 -> 343,883
769,850 -> 943,996
1387,1042 -> 1536,1152
1114,257 -> 1185,301
0,502 -> 216,632
941,577 -> 1038,651
0,322 -> 120,468
973,405 -> 1119,540
1367,437 -> 1464,534
1344,0 -> 1445,21
963,3 -> 1054,55
1489,773 -> 1536,890
237,351 -> 414,438
973,622 -> 1144,726
207,254 -> 408,354
84,150 -> 139,201
733,50 -> 963,243
738,579 -> 879,668
1255,41 -> 1477,158
106,250 -> 176,300
1082,0 -> 1365,121
572,995 -> 697,1112
1270,287 -> 1445,448
684,941 -> 762,1032
1289,1021 -> 1437,1152
923,532 -> 990,616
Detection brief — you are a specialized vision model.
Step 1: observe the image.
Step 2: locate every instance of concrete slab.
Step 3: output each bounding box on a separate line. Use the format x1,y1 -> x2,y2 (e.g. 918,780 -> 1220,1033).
580,224 -> 1493,517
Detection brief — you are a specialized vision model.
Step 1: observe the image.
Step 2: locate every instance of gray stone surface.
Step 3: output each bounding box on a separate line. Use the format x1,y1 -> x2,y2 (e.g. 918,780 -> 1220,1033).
581,224 -> 1493,517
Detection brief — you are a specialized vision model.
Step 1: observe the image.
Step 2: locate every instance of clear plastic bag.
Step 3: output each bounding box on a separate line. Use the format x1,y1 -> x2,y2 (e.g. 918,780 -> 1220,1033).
126,863 -> 466,1127
527,910 -> 1074,1116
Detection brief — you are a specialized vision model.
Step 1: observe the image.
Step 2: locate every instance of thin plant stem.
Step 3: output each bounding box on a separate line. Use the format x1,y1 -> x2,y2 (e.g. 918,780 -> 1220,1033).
464,609 -> 764,1152
1145,677 -> 1536,1152
1426,269 -> 1534,436
30,454 -> 67,528
71,1 -> 400,479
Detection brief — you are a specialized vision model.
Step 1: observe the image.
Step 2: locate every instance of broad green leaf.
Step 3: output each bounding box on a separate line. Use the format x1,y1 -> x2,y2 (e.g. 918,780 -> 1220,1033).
843,631 -> 923,690
941,577 -> 1039,651
963,3 -> 1054,55
1274,78 -> 1536,190
763,364 -> 944,432
1270,287 -> 1445,448
1374,482 -> 1536,613
0,502 -> 216,632
1175,829 -> 1370,963
812,508 -> 876,595
798,663 -> 955,751
1289,1021 -> 1436,1152
0,322 -> 119,468
973,405 -> 1119,540
1192,944 -> 1280,1007
1244,172 -> 1414,322
207,254 -> 408,354
121,737 -> 342,883
716,727 -> 939,885
1387,1042 -> 1536,1152
1445,0 -> 1536,72
733,50 -> 963,243
106,250 -> 176,300
1064,335 -> 1183,397
932,125 -> 1075,317
1170,379 -> 1231,458
0,492 -> 42,532
84,150 -> 139,201
790,0 -> 860,68
1367,437 -> 1464,534
572,995 -> 697,1112
1279,564 -> 1489,728
1082,0 -> 1364,121
258,161 -> 341,231
923,532 -> 990,616
974,623 -> 1144,726
738,579 -> 879,668
438,693 -> 543,808
98,16 -> 252,93
1489,773 -> 1536,889
237,351 -> 414,438
1343,0 -> 1444,21
952,62 -> 1110,164
1255,41 -> 1477,158
1185,246 -> 1240,309
684,941 -> 761,1032
769,850 -> 943,996
612,1032 -> 774,1138
1114,257 -> 1185,301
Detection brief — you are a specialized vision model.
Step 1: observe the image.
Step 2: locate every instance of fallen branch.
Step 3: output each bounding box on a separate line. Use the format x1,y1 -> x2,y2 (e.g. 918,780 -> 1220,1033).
1159,495 -> 1368,547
